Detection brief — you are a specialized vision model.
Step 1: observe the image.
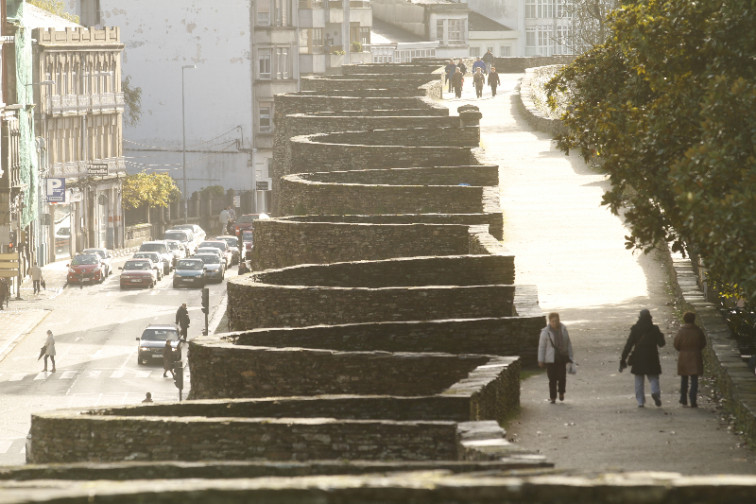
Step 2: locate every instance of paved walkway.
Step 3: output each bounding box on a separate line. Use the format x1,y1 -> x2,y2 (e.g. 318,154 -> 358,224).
444,75 -> 756,474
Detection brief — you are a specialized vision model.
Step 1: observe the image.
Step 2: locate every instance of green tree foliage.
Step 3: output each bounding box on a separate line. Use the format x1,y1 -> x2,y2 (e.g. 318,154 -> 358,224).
28,0 -> 79,23
122,172 -> 180,210
122,75 -> 142,127
546,0 -> 756,298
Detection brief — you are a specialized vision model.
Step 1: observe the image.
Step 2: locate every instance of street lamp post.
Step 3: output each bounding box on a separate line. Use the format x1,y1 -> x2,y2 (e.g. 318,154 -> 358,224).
181,65 -> 197,223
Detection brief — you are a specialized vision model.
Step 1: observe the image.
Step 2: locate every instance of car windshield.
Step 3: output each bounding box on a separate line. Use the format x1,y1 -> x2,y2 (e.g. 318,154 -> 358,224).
72,255 -> 99,266
164,231 -> 187,241
124,261 -> 151,271
133,253 -> 156,261
177,260 -> 203,270
242,231 -> 253,241
200,241 -> 226,251
83,249 -> 105,258
167,241 -> 181,251
196,254 -> 220,265
140,243 -> 165,253
140,328 -> 178,342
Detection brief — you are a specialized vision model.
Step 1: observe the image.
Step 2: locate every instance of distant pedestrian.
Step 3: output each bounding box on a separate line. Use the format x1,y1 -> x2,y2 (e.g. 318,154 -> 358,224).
444,59 -> 456,93
452,67 -> 464,98
473,67 -> 485,98
0,277 -> 7,309
620,309 -> 666,407
175,302 -> 190,341
674,312 -> 706,407
487,66 -> 501,97
30,262 -> 43,294
538,312 -> 574,404
42,330 -> 56,373
219,207 -> 230,235
472,57 -> 486,76
456,58 -> 467,76
142,392 -> 153,403
162,339 -> 175,378
482,49 -> 494,73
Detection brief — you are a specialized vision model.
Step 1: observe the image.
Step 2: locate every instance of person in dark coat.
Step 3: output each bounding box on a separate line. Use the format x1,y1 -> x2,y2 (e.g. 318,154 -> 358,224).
620,309 -> 666,407
451,67 -> 464,98
482,49 -> 494,73
674,312 -> 706,407
162,339 -> 175,378
456,58 -> 467,76
487,66 -> 501,97
444,59 -> 456,93
175,303 -> 190,341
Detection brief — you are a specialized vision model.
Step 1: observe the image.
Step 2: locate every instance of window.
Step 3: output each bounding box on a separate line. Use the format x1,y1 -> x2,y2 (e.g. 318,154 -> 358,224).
556,0 -> 572,18
359,26 -> 370,45
257,0 -> 271,25
525,0 -> 536,18
275,48 -> 289,79
500,46 -> 511,57
436,20 -> 444,42
274,0 -> 289,26
537,0 -> 554,18
447,19 -> 465,43
313,28 -> 324,47
258,49 -> 271,79
470,47 -> 480,57
259,104 -> 272,132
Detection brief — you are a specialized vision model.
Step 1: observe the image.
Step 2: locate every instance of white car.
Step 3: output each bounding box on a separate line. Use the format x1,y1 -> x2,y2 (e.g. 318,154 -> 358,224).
171,224 -> 206,246
139,241 -> 172,274
164,229 -> 195,256
197,240 -> 232,267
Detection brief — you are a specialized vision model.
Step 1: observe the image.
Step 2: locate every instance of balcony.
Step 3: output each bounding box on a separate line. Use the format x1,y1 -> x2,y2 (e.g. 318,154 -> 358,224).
46,93 -> 125,116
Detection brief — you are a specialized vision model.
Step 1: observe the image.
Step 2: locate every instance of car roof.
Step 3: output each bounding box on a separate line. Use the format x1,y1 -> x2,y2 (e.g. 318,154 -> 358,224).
177,258 -> 203,263
143,324 -> 178,331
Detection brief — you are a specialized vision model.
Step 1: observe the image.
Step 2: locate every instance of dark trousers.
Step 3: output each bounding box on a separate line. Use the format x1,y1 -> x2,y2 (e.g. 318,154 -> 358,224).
546,361 -> 567,399
680,375 -> 699,405
44,355 -> 55,371
33,280 -> 40,294
490,85 -> 498,97
179,325 -> 188,340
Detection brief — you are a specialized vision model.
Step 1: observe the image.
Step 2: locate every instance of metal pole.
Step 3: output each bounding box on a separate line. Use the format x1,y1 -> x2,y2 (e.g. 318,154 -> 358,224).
181,65 -> 196,223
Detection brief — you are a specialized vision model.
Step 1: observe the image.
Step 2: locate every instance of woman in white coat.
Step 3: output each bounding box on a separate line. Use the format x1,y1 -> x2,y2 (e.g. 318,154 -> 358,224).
43,330 -> 56,373
538,313 -> 574,403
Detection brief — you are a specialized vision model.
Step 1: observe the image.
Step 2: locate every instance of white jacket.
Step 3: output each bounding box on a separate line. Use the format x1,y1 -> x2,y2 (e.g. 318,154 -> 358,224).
538,323 -> 573,364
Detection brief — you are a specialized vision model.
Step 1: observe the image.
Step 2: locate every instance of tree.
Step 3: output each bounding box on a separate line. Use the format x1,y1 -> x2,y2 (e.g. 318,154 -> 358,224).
566,0 -> 622,53
122,171 -> 180,210
546,0 -> 756,299
28,0 -> 79,23
122,75 -> 142,127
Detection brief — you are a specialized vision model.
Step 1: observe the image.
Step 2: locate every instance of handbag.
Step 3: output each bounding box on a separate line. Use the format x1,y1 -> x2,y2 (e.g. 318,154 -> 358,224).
548,332 -> 571,363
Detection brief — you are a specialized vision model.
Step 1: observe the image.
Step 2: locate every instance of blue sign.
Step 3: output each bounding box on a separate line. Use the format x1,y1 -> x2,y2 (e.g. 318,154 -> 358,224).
46,178 -> 66,203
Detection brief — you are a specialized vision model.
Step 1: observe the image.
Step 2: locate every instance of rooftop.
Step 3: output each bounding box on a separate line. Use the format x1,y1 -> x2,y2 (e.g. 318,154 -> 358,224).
468,10 -> 512,32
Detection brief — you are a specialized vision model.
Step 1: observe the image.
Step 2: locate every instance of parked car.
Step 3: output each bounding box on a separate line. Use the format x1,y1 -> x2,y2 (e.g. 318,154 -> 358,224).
241,229 -> 254,261
119,259 -> 158,290
164,229 -> 195,255
173,258 -> 206,288
81,248 -> 113,276
194,252 -> 225,282
132,252 -> 164,280
136,324 -> 179,365
214,235 -> 240,265
138,241 -> 172,275
67,254 -> 105,285
198,240 -> 232,267
164,239 -> 185,266
233,213 -> 269,236
171,224 -> 206,245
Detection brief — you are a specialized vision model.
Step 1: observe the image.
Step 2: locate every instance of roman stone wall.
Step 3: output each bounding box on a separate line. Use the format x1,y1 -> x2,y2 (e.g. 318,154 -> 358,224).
306,165 -> 497,186
340,63 -> 446,75
300,74 -> 439,92
250,219 -> 471,270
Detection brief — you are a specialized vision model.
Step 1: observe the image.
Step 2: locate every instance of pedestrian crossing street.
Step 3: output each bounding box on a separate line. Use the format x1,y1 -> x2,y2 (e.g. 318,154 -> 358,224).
0,366 -> 188,383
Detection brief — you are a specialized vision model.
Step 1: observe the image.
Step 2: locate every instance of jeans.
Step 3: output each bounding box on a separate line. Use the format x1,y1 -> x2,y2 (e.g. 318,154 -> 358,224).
680,375 -> 699,405
634,374 -> 660,406
546,362 -> 567,400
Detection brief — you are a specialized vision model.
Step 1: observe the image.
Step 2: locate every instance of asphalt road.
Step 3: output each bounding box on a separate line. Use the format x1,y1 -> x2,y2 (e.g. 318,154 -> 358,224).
0,254 -> 233,466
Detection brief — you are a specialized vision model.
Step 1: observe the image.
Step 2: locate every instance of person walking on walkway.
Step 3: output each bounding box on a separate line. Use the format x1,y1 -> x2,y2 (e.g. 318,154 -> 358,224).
30,262 -> 43,294
473,67 -> 485,98
452,67 -> 464,98
674,311 -> 706,407
444,59 -> 456,93
482,49 -> 494,74
175,302 -> 190,341
538,312 -> 574,403
219,207 -> 230,235
620,309 -> 665,407
487,66 -> 501,97
42,330 -> 56,373
472,57 -> 486,76
162,339 -> 175,378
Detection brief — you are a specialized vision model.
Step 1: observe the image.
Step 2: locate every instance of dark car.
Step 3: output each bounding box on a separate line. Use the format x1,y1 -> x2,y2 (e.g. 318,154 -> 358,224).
173,258 -> 206,288
119,259 -> 158,289
67,254 -> 105,285
232,213 -> 269,236
136,324 -> 179,365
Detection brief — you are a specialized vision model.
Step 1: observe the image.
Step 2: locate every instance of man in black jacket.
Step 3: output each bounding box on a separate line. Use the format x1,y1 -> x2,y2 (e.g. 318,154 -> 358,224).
175,303 -> 190,341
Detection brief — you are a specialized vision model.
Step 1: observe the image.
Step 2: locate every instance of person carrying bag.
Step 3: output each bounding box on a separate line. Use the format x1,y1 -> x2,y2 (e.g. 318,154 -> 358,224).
538,312 -> 575,403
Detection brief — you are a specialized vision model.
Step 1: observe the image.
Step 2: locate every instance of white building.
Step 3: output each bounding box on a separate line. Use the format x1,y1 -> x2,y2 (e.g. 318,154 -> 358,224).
467,10 -> 518,58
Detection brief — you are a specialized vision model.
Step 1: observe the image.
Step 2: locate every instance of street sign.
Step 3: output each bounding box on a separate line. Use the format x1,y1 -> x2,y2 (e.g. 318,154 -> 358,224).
88,163 -> 109,176
46,178 -> 66,203
256,181 -> 269,191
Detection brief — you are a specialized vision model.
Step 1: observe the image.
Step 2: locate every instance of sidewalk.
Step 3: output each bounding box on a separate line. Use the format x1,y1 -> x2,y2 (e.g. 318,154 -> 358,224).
0,247 -> 138,362
444,76 -> 756,473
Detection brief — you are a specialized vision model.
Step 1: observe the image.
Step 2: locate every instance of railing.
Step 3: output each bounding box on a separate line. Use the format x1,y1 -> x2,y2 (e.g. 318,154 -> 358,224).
368,42 -> 438,63
47,93 -> 125,115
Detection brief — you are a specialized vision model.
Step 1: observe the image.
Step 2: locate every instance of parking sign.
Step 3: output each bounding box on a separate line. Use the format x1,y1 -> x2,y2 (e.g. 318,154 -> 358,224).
46,178 -> 66,203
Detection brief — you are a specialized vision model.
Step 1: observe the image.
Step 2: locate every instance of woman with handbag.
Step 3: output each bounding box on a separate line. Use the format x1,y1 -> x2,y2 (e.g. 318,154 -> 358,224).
538,312 -> 574,403
620,309 -> 666,407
